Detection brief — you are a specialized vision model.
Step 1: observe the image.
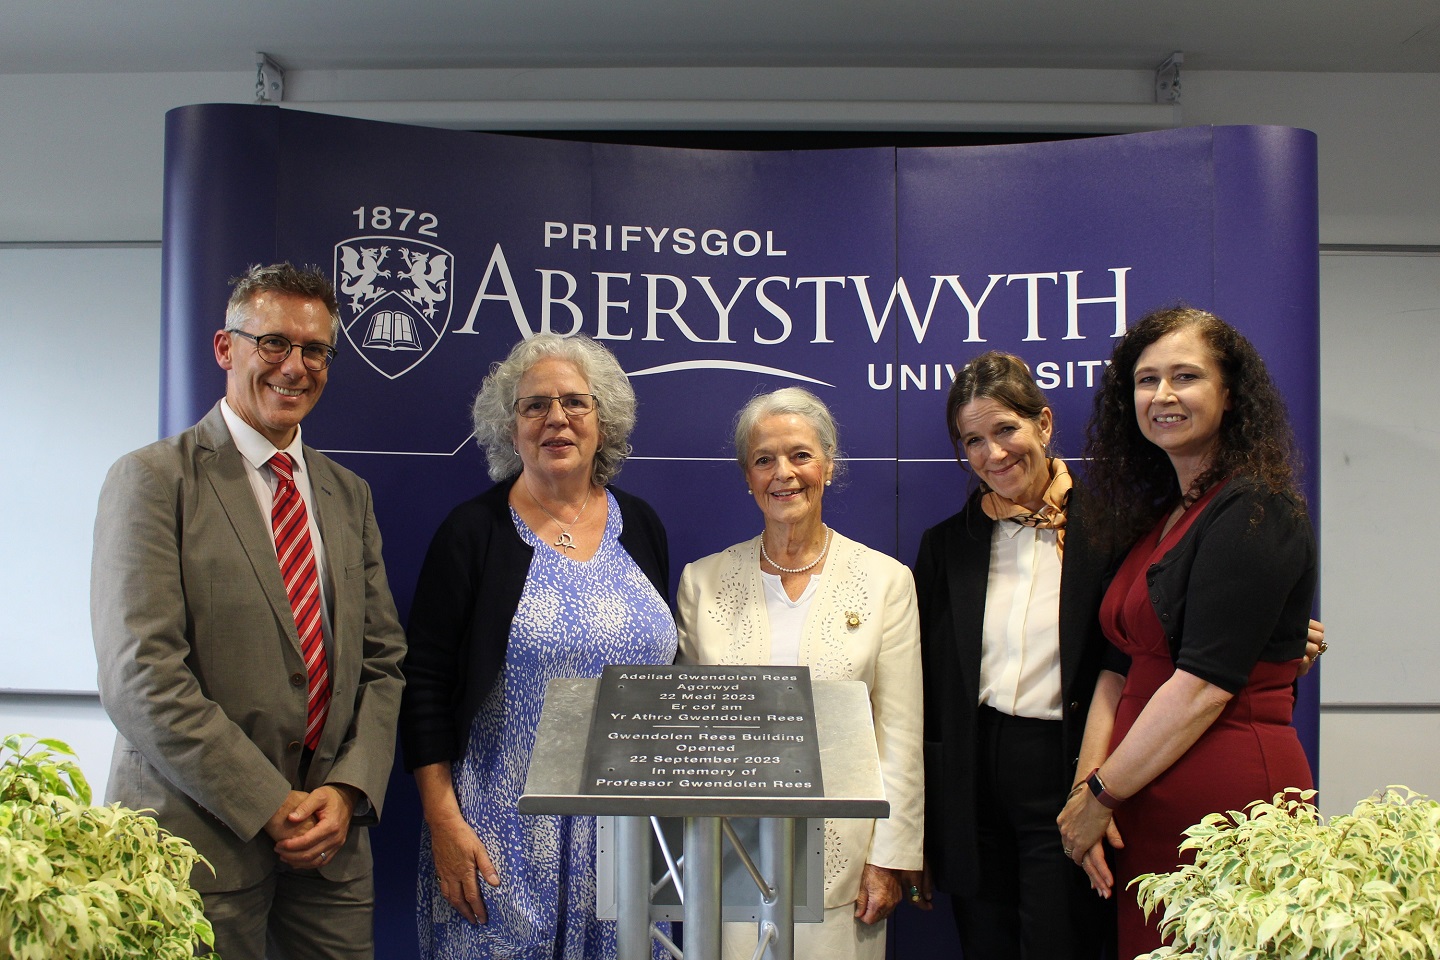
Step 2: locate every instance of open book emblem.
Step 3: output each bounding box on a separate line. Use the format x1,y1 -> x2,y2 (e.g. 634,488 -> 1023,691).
334,236 -> 455,380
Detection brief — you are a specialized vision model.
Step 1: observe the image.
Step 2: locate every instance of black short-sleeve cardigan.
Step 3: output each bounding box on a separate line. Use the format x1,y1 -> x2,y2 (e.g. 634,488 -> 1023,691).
1106,478 -> 1316,694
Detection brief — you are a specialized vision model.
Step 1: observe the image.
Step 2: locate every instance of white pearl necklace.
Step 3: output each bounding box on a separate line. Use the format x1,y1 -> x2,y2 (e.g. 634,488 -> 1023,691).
760,525 -> 831,574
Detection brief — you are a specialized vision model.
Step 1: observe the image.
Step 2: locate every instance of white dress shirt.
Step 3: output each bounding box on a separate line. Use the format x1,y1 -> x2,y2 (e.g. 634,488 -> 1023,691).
220,399 -> 335,657
977,520 -> 1063,720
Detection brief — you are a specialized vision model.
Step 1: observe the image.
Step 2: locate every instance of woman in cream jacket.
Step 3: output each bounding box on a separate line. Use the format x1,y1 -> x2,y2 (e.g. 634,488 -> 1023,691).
676,387 -> 923,960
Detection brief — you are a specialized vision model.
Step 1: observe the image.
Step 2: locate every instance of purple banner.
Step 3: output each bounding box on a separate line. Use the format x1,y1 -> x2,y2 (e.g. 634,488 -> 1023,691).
162,105 -> 1318,957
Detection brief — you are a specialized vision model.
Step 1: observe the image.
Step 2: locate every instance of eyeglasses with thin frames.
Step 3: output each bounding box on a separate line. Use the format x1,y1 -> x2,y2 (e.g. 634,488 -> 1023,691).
231,330 -> 338,371
514,394 -> 598,419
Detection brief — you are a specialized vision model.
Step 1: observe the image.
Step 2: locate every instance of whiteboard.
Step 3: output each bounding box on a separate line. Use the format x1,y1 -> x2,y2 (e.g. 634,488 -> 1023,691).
0,246 -> 161,693
1318,250 -> 1440,705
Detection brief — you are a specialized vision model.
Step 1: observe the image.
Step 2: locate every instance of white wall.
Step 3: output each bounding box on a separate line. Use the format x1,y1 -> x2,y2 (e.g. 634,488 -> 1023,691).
0,247 -> 163,695
1,67 -> 1435,814
0,70 -> 250,791
1184,72 -> 1440,246
0,72 -> 248,242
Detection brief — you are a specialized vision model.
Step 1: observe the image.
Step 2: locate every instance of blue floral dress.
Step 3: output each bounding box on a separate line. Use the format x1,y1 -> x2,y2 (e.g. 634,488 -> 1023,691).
418,490 -> 678,959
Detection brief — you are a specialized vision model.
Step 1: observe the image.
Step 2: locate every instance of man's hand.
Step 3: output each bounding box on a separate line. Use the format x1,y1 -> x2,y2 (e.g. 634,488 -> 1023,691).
272,784 -> 359,869
263,790 -> 317,843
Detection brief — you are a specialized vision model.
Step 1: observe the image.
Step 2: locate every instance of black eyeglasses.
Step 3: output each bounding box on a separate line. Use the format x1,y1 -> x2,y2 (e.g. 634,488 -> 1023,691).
514,394 -> 598,419
232,330 -> 338,371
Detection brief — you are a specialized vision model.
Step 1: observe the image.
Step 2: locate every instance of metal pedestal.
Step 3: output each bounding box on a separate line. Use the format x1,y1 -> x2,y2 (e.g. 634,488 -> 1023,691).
521,678 -> 887,960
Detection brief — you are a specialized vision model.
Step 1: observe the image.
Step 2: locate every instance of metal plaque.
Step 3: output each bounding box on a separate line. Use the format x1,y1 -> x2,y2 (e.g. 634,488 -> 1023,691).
583,664 -> 823,801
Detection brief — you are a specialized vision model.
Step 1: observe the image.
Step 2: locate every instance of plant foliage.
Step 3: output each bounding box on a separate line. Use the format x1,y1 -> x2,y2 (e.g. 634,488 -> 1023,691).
0,734 -> 217,959
1134,786 -> 1440,960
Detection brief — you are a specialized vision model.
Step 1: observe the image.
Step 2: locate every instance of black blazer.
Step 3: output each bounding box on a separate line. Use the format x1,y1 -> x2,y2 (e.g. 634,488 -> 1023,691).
913,484 -> 1113,896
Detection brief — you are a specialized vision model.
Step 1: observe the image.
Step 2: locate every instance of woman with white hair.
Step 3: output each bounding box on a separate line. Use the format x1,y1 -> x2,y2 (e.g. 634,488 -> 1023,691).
676,387 -> 923,960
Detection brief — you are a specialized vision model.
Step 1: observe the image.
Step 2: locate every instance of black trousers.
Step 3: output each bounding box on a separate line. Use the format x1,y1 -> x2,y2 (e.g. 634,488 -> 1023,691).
949,706 -> 1110,960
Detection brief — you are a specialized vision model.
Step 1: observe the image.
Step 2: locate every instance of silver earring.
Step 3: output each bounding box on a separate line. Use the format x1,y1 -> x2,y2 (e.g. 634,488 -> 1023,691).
825,479 -> 832,486
746,488 -> 752,495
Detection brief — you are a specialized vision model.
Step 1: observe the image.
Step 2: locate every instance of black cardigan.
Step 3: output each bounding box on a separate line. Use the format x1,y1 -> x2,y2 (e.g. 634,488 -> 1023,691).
913,485 -> 1114,897
1115,478 -> 1316,694
398,477 -> 670,772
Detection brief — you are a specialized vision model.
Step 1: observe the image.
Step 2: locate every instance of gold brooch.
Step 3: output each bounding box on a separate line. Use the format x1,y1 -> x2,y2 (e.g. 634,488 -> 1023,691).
845,611 -> 861,629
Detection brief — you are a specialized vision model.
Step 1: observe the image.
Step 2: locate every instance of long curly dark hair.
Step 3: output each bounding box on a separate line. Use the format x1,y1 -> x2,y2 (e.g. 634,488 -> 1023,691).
1084,305 -> 1305,548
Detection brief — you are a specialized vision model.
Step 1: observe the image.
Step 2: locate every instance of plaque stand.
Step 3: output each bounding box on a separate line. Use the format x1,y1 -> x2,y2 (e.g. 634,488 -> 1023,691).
520,677 -> 889,960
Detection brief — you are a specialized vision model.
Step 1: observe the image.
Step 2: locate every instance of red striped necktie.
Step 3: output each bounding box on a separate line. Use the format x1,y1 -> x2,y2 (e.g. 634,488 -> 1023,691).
268,453 -> 330,750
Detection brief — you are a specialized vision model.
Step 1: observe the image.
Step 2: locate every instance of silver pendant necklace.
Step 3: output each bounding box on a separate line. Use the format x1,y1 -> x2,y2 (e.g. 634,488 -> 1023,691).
760,525 -> 831,574
524,477 -> 592,550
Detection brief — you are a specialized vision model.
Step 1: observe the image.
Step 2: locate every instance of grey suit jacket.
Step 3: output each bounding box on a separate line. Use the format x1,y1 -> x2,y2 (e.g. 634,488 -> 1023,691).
91,403 -> 407,892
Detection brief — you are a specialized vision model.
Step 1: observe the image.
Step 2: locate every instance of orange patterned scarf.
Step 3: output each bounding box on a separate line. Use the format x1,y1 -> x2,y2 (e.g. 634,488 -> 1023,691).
979,458 -> 1072,559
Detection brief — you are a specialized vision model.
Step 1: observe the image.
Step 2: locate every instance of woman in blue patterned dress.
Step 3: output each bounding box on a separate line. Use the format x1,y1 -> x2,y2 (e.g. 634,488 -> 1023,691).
400,333 -> 677,959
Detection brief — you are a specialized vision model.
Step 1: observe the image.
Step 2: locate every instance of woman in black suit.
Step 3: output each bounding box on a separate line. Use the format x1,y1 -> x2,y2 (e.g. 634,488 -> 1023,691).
911,352 -> 1112,959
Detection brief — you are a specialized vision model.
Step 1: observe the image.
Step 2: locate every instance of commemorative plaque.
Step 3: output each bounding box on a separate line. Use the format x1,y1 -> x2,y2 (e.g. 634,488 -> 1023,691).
583,664 -> 823,800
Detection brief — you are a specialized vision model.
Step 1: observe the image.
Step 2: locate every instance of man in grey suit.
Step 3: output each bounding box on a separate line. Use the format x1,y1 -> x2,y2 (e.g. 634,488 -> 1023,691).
91,263 -> 407,960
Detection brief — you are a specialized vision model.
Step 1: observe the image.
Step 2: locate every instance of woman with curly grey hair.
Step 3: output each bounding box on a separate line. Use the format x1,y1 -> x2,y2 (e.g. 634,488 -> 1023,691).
400,333 -> 676,960
469,333 -> 637,487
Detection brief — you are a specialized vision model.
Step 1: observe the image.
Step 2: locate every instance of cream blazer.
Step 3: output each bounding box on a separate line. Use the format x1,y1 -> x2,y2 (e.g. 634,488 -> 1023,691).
676,531 -> 924,908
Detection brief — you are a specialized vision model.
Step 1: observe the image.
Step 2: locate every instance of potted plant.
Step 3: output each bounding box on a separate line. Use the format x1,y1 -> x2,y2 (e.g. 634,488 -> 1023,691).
0,733 -> 216,959
1133,786 -> 1440,959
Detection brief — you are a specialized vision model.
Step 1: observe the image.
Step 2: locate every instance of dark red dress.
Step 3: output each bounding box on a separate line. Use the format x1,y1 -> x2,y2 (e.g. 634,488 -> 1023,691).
1100,482 -> 1314,958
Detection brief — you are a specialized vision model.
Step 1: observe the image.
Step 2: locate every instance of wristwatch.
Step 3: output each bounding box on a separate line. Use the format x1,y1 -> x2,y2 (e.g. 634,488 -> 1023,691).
1085,768 -> 1123,809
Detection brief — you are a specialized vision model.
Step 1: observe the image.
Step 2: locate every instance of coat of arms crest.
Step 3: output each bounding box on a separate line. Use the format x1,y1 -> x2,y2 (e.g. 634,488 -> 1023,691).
334,236 -> 455,379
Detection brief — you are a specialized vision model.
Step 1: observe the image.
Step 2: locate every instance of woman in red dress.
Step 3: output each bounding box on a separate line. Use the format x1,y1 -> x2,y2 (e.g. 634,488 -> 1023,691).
1056,306 -> 1318,959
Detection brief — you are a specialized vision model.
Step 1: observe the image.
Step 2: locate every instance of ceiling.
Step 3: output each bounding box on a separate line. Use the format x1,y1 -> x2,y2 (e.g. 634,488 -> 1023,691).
4,0 -> 1440,76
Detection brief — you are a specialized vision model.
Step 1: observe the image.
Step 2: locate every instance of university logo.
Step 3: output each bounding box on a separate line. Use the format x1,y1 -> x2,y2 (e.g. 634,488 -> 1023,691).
334,236 -> 454,379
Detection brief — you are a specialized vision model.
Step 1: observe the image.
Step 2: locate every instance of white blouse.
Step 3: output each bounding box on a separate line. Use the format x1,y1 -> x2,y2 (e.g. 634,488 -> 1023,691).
759,571 -> 821,666
978,520 -> 1063,720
